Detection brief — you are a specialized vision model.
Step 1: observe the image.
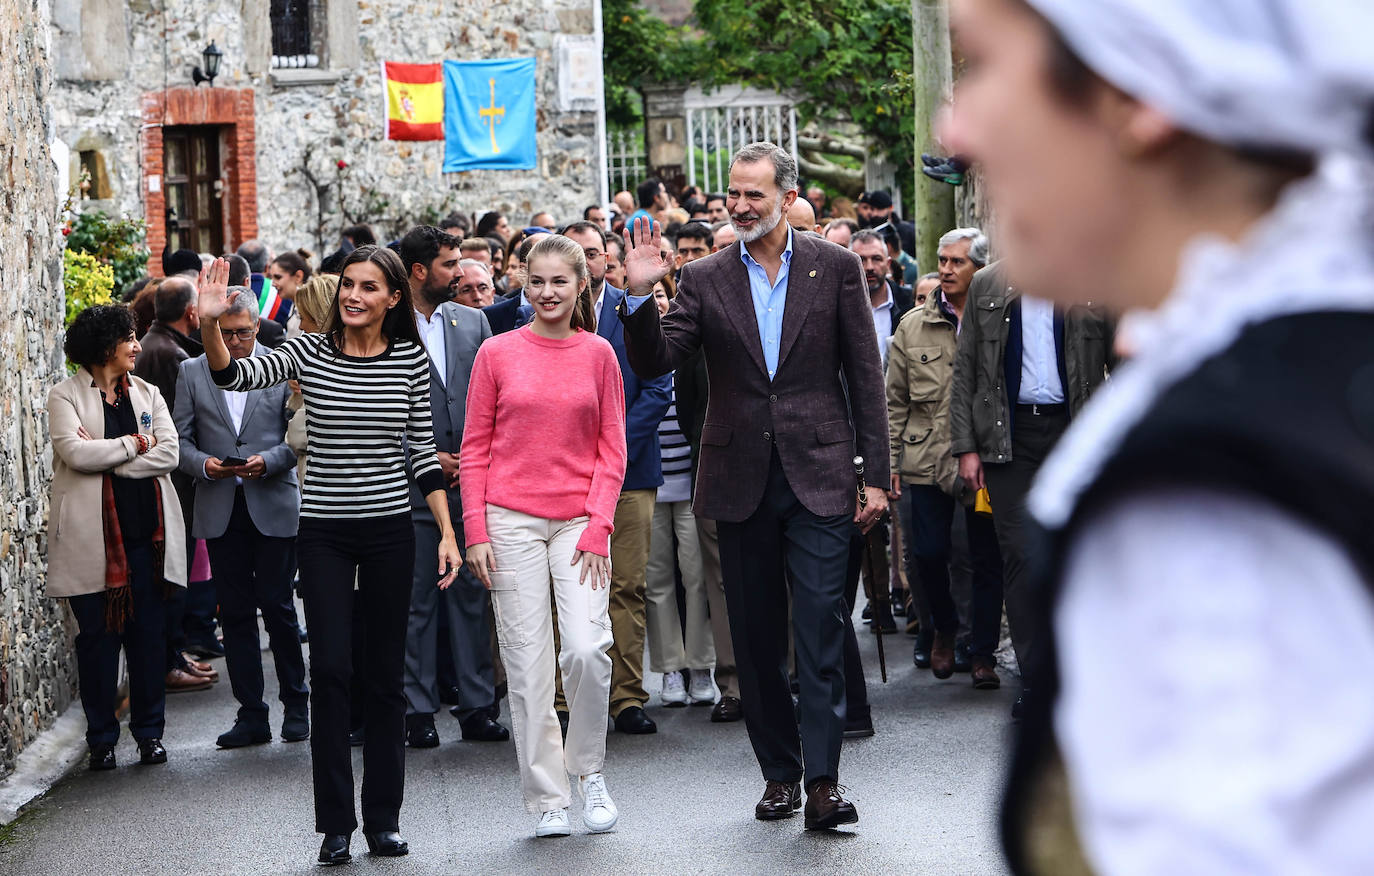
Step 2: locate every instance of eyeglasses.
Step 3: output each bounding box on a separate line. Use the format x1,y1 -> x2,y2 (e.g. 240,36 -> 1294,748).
220,328 -> 256,341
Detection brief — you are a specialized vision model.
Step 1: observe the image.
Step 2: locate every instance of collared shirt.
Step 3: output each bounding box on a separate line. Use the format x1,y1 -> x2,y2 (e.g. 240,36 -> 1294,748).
200,373 -> 250,483
1018,294 -> 1065,404
740,227 -> 794,380
414,306 -> 447,387
870,283 -> 894,367
593,286 -> 605,327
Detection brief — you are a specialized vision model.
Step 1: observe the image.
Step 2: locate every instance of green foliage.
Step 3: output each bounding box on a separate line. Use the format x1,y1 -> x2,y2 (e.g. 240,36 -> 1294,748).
601,0 -> 701,129
63,249 -> 115,327
602,0 -> 916,196
63,210 -> 149,295
693,0 -> 915,188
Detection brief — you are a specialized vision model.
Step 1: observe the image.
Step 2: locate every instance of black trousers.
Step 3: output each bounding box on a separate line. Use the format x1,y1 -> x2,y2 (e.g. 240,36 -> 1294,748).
841,531 -> 872,724
205,490 -> 309,724
983,410 -> 1068,678
718,452 -> 851,788
297,514 -> 414,835
70,543 -> 166,747
903,484 -> 1004,656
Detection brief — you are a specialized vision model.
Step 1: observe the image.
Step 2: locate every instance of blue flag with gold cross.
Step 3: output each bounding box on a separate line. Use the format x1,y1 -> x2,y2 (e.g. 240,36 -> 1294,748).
442,58 -> 537,172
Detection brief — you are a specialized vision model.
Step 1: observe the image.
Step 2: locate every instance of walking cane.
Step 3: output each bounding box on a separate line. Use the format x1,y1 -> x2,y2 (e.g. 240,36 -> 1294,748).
854,456 -> 889,682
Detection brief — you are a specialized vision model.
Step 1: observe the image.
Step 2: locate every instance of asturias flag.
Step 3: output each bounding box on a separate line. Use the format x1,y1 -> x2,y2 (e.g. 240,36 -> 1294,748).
442,58 -> 537,173
383,61 -> 444,141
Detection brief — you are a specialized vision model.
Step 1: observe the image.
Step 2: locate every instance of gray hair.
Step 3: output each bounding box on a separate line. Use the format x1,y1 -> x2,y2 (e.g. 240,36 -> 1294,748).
848,230 -> 886,250
729,142 -> 799,194
458,258 -> 491,279
938,227 -> 991,267
236,239 -> 270,273
223,286 -> 260,322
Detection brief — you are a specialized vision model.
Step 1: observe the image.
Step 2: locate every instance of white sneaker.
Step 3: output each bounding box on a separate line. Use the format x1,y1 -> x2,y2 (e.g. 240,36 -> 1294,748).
687,668 -> 716,705
535,808 -> 571,838
579,773 -> 619,833
660,670 -> 688,707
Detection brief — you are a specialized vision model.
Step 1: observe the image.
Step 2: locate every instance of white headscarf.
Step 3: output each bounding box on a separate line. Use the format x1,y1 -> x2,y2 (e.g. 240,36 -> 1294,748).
1025,0 -> 1374,156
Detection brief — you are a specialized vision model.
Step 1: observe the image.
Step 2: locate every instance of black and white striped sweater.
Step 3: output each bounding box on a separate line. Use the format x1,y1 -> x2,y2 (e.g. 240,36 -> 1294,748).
212,334 -> 443,518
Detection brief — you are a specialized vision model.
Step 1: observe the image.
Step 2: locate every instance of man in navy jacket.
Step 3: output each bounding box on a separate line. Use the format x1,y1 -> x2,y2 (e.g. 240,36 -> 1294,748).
563,221 -> 672,735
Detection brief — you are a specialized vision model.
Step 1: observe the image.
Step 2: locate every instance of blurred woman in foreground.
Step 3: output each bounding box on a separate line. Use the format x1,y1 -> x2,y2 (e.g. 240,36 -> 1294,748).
944,1 -> 1374,873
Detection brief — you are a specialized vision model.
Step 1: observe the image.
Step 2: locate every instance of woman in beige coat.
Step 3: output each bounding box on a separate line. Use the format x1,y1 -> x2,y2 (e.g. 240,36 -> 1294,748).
48,304 -> 186,771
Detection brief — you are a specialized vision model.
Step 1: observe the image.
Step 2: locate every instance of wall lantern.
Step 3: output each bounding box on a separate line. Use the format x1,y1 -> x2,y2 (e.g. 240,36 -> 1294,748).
192,41 -> 223,86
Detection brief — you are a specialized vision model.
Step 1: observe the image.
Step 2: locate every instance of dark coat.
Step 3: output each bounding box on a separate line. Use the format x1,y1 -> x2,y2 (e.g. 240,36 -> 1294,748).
135,321 -> 203,413
620,233 -> 889,523
948,261 -> 1116,463
599,286 -> 672,492
481,294 -> 529,335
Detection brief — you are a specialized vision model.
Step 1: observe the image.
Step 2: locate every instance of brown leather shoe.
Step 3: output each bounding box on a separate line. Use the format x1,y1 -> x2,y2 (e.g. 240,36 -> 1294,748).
165,668 -> 212,693
971,656 -> 1001,690
754,780 -> 802,820
181,656 -> 219,682
930,631 -> 956,679
803,779 -> 858,830
711,695 -> 743,723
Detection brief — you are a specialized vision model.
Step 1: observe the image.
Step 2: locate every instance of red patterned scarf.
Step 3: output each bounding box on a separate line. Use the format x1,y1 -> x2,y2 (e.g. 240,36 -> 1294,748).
99,378 -> 166,632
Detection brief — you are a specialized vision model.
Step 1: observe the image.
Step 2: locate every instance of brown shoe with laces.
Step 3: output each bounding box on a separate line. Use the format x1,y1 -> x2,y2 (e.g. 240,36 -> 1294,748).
754,780 -> 802,820
971,656 -> 1001,690
165,668 -> 212,693
803,779 -> 858,830
930,631 -> 956,679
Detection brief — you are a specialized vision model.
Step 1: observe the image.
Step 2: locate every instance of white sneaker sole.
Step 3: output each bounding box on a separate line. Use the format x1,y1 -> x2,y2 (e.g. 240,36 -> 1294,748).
583,809 -> 619,833
535,824 -> 571,838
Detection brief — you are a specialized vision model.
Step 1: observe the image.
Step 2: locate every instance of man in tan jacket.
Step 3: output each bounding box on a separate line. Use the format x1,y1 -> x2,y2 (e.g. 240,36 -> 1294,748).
886,228 -> 1005,689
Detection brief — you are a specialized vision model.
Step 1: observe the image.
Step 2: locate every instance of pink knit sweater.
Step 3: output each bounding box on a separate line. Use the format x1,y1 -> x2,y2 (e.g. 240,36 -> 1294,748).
460,327 -> 627,556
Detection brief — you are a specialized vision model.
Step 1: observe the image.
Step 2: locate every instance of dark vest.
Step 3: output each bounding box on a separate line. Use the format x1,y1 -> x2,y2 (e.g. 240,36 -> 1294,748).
1002,311 -> 1374,874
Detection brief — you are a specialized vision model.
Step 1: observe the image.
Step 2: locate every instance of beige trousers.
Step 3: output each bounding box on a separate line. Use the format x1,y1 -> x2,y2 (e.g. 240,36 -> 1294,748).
645,500 -> 715,672
485,505 -> 613,813
696,517 -> 740,699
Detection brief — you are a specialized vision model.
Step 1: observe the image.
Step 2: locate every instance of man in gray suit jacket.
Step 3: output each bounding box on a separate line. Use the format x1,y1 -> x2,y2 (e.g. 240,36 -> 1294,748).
399,226 -> 509,747
619,143 -> 889,831
173,288 -> 309,749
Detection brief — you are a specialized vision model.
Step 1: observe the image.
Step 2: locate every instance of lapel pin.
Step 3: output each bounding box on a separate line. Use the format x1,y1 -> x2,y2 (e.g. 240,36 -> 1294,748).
450,319 -> 457,326
809,270 -> 817,278
140,412 -> 152,428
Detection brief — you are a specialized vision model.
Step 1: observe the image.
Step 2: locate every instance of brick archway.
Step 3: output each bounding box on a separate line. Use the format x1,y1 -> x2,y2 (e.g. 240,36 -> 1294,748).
141,87 -> 258,274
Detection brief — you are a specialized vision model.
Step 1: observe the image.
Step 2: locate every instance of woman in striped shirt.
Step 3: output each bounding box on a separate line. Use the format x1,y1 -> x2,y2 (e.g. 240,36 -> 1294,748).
197,245 -> 460,866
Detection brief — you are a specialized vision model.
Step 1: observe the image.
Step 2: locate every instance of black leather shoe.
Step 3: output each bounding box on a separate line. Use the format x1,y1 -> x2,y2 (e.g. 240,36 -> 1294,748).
184,638 -> 225,659
349,726 -> 365,747
88,744 -> 116,771
804,779 -> 859,830
843,714 -> 876,739
953,640 -> 972,673
710,696 -> 743,723
217,718 -> 271,749
364,830 -> 409,857
459,713 -> 510,742
912,630 -> 933,669
282,708 -> 310,743
613,705 -> 657,735
137,738 -> 167,765
754,780 -> 802,820
318,833 -> 351,865
439,685 -> 462,706
406,714 -> 439,748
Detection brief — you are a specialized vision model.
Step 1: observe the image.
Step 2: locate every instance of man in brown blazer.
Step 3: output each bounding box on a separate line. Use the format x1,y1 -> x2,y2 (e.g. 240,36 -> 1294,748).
618,142 -> 888,831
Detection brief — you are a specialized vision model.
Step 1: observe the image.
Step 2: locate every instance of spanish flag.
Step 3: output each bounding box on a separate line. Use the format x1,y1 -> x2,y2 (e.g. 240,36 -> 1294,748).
382,61 -> 444,141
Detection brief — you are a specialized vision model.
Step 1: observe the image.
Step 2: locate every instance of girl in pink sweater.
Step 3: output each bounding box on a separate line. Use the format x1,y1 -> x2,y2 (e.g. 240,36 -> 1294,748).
460,234 -> 627,838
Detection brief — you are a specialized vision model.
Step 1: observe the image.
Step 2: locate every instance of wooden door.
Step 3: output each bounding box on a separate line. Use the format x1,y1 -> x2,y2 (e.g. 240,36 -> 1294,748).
163,127 -> 225,255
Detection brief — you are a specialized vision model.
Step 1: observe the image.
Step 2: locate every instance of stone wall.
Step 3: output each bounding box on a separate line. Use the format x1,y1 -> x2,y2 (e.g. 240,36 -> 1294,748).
0,0 -> 78,779
50,0 -> 603,262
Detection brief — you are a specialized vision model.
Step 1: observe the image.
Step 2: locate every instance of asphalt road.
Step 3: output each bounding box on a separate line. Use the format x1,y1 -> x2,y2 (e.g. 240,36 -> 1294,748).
0,608 -> 1015,875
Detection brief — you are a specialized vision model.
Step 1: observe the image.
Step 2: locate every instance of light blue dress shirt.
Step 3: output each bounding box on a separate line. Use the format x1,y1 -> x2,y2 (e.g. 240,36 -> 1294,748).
624,228 -> 795,381
1018,294 -> 1066,404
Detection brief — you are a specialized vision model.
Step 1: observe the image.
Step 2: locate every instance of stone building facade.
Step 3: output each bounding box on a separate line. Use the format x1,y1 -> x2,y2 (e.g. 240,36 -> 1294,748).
0,0 -> 78,780
50,0 -> 605,269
